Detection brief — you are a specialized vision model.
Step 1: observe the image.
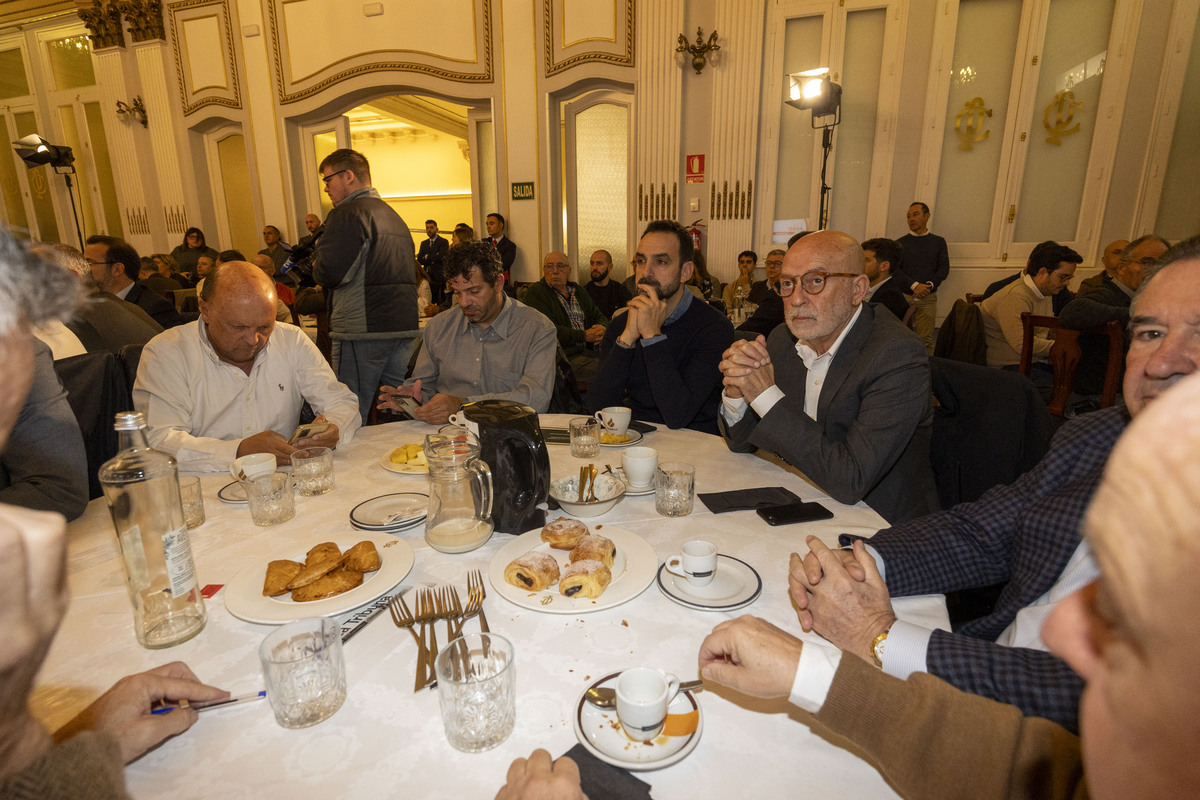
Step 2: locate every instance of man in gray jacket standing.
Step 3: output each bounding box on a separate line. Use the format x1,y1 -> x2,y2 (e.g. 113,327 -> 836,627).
315,149 -> 419,419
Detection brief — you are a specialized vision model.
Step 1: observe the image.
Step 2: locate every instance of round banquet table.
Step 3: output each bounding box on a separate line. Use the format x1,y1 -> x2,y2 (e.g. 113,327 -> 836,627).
33,415 -> 949,799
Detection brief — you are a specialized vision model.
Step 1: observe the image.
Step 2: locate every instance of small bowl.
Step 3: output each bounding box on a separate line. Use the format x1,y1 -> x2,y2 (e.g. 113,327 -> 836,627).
550,473 -> 626,518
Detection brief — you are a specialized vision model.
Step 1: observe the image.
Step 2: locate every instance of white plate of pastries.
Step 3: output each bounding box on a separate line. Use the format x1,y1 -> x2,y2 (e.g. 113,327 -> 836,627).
487,518 -> 658,614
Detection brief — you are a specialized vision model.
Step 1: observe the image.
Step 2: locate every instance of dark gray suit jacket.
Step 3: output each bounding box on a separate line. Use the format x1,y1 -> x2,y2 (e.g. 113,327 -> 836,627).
719,303 -> 938,524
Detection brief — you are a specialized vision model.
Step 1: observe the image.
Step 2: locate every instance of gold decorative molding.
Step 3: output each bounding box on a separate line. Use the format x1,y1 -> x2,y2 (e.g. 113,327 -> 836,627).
544,0 -> 634,77
954,97 -> 992,151
1043,89 -> 1082,146
116,0 -> 165,42
709,177 -> 752,221
167,0 -> 241,115
266,0 -> 495,105
637,181 -> 677,222
77,0 -> 125,50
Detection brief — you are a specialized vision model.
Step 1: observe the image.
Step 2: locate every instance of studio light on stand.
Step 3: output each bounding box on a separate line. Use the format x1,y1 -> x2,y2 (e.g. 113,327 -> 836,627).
11,133 -> 84,251
785,68 -> 842,231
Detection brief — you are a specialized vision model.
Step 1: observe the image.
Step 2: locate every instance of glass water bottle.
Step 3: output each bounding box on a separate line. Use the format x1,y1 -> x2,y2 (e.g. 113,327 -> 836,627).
99,412 -> 206,648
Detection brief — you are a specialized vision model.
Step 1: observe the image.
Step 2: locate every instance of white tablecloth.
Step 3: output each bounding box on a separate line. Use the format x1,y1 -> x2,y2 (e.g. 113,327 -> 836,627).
33,415 -> 948,799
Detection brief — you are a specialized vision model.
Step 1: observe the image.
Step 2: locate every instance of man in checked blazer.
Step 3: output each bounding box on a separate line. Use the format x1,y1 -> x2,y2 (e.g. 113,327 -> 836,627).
791,234 -> 1200,734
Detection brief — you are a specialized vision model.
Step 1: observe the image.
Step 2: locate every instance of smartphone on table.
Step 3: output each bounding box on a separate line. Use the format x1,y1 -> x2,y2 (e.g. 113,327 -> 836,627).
756,501 -> 834,526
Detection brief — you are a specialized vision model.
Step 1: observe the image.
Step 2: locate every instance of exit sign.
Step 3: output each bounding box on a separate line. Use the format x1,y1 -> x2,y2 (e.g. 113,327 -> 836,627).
511,181 -> 535,200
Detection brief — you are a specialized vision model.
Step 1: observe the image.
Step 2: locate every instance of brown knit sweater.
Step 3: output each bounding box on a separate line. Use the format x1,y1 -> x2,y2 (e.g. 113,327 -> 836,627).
813,655 -> 1088,799
0,732 -> 128,800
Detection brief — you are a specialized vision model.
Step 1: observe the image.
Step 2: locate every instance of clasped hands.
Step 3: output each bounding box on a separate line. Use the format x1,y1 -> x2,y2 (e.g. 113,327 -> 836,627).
720,336 -> 775,404
789,537 -> 897,663
616,290 -> 669,347
377,379 -> 464,425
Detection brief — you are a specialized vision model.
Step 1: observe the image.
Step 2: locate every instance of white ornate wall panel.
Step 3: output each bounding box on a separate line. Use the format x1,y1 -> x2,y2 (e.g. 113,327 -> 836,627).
543,0 -> 634,76
635,0 -> 683,223
707,0 -> 766,272
266,0 -> 494,104
138,41 -> 191,234
168,0 -> 241,114
91,49 -> 153,246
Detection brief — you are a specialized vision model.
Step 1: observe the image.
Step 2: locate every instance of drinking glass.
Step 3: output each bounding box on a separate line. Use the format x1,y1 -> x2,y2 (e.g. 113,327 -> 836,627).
655,461 -> 695,517
178,475 -> 206,529
259,618 -> 346,729
291,446 -> 334,496
436,633 -> 516,752
570,417 -> 600,458
246,471 -> 295,526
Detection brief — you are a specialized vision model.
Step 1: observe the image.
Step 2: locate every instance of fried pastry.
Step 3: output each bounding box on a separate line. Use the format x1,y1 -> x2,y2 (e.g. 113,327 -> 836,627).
344,540 -> 381,572
262,560 -> 304,597
568,534 -> 616,568
559,559 -> 611,599
287,554 -> 345,590
541,517 -> 589,550
291,568 -> 363,601
504,551 -> 561,591
305,542 -> 342,566
599,432 -> 630,444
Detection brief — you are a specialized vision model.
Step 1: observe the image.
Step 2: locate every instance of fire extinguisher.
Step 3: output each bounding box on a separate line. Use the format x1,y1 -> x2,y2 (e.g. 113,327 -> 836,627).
686,218 -> 705,254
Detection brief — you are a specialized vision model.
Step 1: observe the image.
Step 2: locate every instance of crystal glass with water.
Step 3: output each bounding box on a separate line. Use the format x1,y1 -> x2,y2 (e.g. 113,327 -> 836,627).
291,446 -> 334,496
436,633 -> 516,752
570,417 -> 600,458
246,472 -> 296,525
655,461 -> 695,517
259,618 -> 346,728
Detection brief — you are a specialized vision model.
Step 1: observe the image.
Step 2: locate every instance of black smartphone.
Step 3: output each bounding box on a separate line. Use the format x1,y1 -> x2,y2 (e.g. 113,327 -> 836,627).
756,501 -> 834,526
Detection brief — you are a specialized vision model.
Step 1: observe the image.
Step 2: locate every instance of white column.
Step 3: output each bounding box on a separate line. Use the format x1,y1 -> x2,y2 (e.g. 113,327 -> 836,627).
235,0 -> 288,240
635,0 -> 685,227
134,41 -> 190,243
91,49 -> 154,253
498,0 -> 540,281
706,0 -> 765,282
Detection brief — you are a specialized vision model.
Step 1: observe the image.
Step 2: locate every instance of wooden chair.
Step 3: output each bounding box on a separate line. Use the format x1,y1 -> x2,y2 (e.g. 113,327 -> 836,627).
965,293 -> 985,305
1018,313 -> 1123,416
172,288 -> 198,312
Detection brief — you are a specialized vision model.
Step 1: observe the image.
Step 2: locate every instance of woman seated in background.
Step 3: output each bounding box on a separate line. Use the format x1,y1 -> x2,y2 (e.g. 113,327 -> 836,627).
169,228 -> 218,282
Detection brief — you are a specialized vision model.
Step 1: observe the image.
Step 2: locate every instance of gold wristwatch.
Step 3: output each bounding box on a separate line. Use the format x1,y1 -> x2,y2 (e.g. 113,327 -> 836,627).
871,626 -> 892,669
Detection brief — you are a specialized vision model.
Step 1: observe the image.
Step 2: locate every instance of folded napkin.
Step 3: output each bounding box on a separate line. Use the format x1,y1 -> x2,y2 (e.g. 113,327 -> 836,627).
561,743 -> 652,800
698,486 -> 802,514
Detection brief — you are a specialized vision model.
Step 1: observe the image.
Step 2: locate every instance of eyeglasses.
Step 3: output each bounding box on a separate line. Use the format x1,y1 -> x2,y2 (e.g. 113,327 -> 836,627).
544,264 -> 569,271
778,271 -> 859,297
764,259 -> 784,267
321,169 -> 349,186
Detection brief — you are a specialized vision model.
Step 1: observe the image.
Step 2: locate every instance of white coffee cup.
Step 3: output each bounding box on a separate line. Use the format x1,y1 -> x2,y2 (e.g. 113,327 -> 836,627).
594,406 -> 631,436
615,668 -> 680,741
665,540 -> 718,587
231,452 -> 276,484
621,446 -> 658,490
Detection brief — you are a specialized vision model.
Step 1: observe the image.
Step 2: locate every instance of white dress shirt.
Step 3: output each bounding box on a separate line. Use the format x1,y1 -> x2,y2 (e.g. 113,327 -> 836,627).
133,320 -> 361,472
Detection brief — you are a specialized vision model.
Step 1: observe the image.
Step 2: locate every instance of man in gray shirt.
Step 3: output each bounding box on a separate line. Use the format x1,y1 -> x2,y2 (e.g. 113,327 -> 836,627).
378,240 -> 556,424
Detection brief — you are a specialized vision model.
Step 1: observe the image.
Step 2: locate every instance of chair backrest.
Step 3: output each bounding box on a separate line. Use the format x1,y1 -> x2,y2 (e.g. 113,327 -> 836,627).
928,357 -> 1052,508
53,351 -> 133,499
547,343 -> 587,414
118,343 -> 144,391
1019,313 -> 1124,415
172,288 -> 198,312
933,298 -> 987,364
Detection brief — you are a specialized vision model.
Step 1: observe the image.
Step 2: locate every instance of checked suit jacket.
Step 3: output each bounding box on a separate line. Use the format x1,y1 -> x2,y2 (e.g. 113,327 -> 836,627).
842,405 -> 1130,732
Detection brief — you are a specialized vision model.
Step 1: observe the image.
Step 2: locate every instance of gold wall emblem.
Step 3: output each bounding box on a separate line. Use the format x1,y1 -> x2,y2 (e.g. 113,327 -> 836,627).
1043,89 -> 1083,146
954,97 -> 992,151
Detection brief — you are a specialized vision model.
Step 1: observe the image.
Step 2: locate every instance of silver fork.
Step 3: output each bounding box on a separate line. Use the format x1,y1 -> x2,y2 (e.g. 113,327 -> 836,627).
388,591 -> 426,692
445,586 -> 465,641
468,569 -> 491,634
417,589 -> 439,687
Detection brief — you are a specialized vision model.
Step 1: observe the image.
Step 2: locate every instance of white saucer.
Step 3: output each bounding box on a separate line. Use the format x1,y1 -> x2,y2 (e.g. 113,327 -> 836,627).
217,481 -> 248,504
573,672 -> 703,770
349,493 -> 428,530
611,467 -> 654,496
656,554 -> 762,611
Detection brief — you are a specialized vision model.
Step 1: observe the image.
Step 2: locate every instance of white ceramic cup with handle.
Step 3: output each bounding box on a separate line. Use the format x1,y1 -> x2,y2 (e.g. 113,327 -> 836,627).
594,406 -> 631,436
615,667 -> 680,741
621,446 -> 658,490
665,539 -> 718,587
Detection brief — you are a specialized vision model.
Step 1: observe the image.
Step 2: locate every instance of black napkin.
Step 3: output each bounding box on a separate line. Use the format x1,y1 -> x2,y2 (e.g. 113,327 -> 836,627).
561,743 -> 653,800
698,486 -> 801,514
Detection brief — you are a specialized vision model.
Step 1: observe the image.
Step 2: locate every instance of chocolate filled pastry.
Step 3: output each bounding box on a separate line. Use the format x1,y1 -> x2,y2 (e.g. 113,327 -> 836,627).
504,551 -> 561,591
569,534 -> 616,568
343,540 -> 381,572
291,568 -> 363,602
541,517 -> 589,550
262,560 -> 304,597
559,559 -> 612,599
305,542 -> 342,566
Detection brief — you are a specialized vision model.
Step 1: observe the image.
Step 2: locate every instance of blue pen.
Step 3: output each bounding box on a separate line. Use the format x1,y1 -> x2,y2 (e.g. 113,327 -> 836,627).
151,690 -> 267,715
